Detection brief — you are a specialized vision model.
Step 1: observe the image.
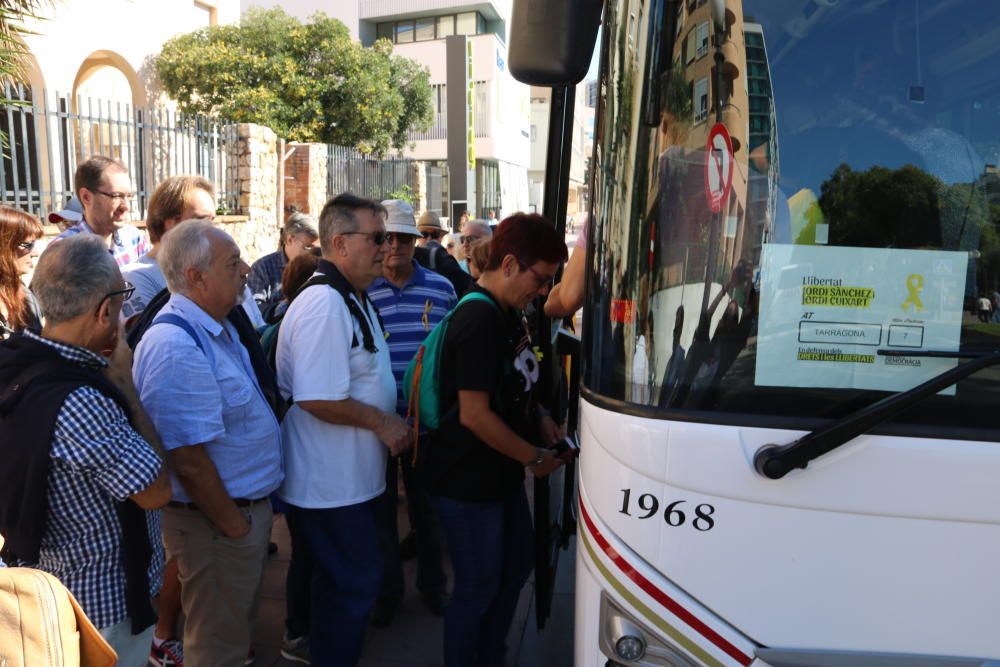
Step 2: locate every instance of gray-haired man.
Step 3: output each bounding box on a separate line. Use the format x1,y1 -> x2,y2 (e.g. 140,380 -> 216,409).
132,220 -> 283,667
247,212 -> 319,319
0,235 -> 171,665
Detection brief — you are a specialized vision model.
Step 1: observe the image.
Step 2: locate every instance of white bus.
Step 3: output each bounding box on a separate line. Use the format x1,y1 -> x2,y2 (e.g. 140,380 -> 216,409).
512,0 -> 1000,665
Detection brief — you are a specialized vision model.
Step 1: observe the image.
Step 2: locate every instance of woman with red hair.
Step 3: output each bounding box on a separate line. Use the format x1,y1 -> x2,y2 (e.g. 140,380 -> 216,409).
0,205 -> 43,338
421,212 -> 569,667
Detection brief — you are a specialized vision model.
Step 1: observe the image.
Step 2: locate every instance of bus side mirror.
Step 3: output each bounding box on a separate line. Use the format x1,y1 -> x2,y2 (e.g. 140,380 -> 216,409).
508,0 -> 604,85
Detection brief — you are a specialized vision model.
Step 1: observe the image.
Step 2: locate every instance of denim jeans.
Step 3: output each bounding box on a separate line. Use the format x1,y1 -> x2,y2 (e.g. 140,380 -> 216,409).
283,508 -> 313,639
431,485 -> 534,667
290,500 -> 383,667
376,449 -> 447,604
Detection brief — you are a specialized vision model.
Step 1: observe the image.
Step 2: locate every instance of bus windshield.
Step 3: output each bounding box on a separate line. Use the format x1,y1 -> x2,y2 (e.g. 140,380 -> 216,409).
584,0 -> 1000,435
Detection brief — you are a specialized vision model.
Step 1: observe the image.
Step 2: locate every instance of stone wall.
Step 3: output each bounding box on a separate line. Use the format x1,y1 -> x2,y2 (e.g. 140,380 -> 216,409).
284,143 -> 330,218
233,123 -> 280,262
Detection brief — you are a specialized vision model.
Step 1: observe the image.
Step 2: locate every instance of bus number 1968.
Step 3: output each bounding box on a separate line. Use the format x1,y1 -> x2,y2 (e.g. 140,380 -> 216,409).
618,489 -> 716,531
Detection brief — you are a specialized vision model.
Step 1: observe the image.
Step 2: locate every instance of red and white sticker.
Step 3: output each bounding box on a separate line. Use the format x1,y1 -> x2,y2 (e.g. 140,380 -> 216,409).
704,123 -> 734,214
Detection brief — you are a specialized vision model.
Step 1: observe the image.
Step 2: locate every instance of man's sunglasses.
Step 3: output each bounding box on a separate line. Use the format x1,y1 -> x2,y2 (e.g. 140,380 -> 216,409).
95,281 -> 135,314
422,231 -> 444,239
342,231 -> 389,245
386,233 -> 416,245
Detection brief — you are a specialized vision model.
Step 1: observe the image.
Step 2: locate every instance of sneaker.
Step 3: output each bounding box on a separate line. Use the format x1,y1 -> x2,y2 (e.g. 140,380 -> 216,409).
244,648 -> 255,666
280,633 -> 311,665
148,638 -> 184,667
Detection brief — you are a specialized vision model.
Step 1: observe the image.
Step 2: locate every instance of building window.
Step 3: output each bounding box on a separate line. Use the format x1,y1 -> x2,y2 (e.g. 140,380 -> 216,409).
193,0 -> 216,27
456,12 -> 478,35
416,17 -> 435,41
396,21 -> 414,43
696,22 -> 709,58
530,125 -> 537,141
437,15 -> 455,37
694,78 -> 709,122
378,12 -> 484,44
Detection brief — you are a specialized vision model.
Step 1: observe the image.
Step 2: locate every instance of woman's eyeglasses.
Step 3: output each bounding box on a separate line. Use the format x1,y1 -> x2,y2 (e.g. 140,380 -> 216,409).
16,240 -> 36,253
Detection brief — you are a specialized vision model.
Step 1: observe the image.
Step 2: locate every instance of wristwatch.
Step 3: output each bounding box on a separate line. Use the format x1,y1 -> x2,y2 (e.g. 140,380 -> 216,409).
526,447 -> 546,467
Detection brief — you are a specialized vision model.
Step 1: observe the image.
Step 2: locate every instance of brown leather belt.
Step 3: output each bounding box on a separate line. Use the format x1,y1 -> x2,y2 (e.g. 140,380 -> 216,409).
166,497 -> 269,511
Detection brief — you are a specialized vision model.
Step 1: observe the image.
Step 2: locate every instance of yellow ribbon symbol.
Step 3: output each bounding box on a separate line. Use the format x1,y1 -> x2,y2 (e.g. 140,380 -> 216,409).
901,274 -> 924,312
422,300 -> 432,331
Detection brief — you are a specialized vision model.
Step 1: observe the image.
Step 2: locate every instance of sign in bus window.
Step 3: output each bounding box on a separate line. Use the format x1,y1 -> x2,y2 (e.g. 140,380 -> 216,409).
755,244 -> 967,395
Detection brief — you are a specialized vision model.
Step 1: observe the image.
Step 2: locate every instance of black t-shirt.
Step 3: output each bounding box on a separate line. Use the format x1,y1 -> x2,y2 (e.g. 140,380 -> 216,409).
421,286 -> 540,501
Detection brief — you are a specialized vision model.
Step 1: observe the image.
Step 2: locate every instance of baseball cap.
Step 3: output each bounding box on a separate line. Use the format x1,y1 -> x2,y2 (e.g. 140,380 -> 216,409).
382,199 -> 421,237
48,197 -> 83,224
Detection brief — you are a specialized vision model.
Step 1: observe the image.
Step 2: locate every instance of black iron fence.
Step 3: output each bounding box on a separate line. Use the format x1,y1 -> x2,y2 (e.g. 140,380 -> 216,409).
0,85 -> 240,221
326,144 -> 416,201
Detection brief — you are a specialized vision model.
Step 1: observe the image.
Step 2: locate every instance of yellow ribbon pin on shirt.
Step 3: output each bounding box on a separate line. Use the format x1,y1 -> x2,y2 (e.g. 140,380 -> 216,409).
901,274 -> 924,312
422,300 -> 432,331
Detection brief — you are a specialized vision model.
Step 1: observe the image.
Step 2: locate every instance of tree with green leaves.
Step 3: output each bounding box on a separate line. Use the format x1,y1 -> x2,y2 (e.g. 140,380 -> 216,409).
155,8 -> 433,156
0,1 -> 48,92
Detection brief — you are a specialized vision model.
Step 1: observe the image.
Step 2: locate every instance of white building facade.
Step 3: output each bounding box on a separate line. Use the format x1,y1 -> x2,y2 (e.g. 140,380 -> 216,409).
244,0 -> 532,219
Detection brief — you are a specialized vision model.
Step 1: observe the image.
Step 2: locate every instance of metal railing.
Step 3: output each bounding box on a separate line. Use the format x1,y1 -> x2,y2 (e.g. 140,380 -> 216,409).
326,144 -> 416,201
0,85 -> 240,221
405,110 -> 492,142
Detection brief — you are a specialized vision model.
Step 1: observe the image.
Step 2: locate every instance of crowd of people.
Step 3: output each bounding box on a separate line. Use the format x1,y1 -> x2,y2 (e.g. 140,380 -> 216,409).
0,155 -> 574,667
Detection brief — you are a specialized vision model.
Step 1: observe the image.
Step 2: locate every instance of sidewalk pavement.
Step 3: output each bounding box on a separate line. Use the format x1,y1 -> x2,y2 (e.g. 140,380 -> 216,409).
249,507 -> 577,667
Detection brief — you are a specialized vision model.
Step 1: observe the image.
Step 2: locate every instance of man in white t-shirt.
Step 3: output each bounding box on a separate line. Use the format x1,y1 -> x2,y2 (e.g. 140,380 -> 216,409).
275,193 -> 410,667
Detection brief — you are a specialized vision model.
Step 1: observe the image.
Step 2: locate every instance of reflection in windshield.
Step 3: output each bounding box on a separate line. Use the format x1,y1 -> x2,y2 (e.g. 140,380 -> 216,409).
584,0 -> 1000,430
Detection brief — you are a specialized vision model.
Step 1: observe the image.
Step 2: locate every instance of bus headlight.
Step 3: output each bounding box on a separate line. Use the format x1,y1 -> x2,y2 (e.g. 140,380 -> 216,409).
600,593 -> 699,666
615,635 -> 646,661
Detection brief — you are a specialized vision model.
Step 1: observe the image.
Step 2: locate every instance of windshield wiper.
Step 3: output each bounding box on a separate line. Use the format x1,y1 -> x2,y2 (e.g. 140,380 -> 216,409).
753,350 -> 1000,479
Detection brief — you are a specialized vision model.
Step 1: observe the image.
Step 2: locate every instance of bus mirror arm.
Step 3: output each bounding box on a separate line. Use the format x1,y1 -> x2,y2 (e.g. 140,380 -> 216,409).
753,349 -> 1000,480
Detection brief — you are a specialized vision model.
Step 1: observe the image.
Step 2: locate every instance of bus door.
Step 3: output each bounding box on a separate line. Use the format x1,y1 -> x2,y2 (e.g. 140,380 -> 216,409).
573,0 -> 1000,662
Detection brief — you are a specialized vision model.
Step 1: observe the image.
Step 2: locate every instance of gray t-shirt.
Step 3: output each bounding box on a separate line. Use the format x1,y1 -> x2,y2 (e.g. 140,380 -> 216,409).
121,255 -> 165,322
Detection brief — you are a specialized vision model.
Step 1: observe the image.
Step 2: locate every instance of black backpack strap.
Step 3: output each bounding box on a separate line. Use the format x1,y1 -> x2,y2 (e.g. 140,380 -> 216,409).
293,271 -> 383,353
125,286 -> 171,350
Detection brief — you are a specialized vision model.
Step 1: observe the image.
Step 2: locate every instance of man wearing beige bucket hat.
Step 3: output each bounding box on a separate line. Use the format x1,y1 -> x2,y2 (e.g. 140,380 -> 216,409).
367,199 -> 455,626
413,211 -> 471,294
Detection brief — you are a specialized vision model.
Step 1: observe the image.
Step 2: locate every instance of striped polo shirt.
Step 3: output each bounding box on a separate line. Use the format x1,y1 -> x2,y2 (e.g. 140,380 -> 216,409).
367,261 -> 457,416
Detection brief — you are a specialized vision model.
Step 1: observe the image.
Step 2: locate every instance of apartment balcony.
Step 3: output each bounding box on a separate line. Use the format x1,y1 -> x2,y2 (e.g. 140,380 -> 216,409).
407,109 -> 492,142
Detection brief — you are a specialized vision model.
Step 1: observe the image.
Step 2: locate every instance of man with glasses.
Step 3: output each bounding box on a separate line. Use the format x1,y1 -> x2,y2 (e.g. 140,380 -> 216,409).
414,210 -> 472,294
366,200 -> 455,628
55,156 -> 151,267
132,220 -> 283,667
276,193 -> 409,667
248,212 -> 320,321
0,235 -> 171,665
458,220 -> 492,274
121,175 -> 219,325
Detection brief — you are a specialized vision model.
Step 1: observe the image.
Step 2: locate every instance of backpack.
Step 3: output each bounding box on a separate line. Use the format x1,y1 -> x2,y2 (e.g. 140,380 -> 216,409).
127,287 -> 286,420
0,538 -> 117,667
413,246 -> 472,295
403,291 -> 497,436
259,273 -> 388,376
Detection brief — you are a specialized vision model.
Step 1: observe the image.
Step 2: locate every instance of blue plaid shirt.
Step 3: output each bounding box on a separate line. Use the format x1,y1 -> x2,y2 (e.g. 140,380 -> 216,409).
17,331 -> 165,629
247,249 -> 287,313
55,220 -> 151,268
367,262 -> 457,416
